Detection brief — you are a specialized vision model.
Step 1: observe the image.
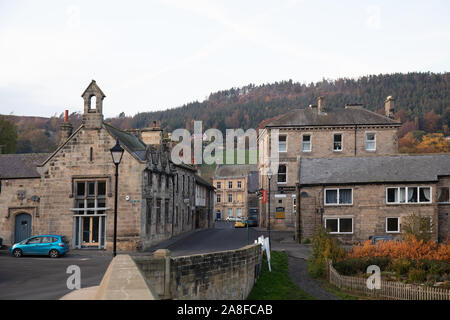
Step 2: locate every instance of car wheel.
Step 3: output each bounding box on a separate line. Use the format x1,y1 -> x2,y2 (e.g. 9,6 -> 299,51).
49,249 -> 59,258
13,249 -> 23,258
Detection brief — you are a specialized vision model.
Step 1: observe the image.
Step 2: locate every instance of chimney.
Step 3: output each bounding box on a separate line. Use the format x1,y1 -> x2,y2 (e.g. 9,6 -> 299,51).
385,96 -> 395,118
59,109 -> 73,145
140,122 -> 163,146
318,96 -> 324,113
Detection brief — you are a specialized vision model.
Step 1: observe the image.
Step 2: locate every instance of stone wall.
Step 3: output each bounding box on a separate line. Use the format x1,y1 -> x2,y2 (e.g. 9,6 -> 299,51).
134,244 -> 263,300
298,183 -> 439,244
0,177 -> 41,246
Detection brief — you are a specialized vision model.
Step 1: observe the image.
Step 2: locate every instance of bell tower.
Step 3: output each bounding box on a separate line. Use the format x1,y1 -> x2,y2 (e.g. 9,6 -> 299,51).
81,80 -> 106,129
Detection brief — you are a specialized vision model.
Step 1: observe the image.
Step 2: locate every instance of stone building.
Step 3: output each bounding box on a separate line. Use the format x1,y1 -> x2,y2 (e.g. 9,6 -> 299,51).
258,96 -> 401,231
0,80 -> 213,251
296,154 -> 450,244
194,175 -> 215,228
213,164 -> 258,220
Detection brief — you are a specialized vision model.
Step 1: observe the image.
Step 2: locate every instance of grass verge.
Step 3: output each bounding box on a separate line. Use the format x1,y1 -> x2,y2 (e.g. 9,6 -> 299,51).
247,251 -> 316,300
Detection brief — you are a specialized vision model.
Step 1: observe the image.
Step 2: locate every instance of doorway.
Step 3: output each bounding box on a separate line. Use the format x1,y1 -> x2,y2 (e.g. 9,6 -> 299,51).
15,213 -> 31,243
82,216 -> 100,247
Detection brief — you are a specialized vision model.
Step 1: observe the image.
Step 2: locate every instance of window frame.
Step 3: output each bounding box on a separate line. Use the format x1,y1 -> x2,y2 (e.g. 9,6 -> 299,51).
237,181 -> 242,189
385,186 -> 432,204
365,132 -> 376,151
277,164 -> 287,185
386,217 -> 400,233
324,188 -> 353,206
278,135 -> 287,153
437,187 -> 450,203
333,133 -> 343,152
324,217 -> 354,234
302,134 -> 312,153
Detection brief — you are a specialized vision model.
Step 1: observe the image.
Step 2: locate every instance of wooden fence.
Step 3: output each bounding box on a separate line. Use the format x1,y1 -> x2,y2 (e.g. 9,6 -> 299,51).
327,260 -> 450,300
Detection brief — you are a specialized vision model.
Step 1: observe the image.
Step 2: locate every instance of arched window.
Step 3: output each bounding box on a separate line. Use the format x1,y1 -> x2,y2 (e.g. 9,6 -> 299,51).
89,95 -> 97,111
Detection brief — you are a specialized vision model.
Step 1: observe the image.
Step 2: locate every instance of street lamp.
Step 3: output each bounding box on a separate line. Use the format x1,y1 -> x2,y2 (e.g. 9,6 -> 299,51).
267,168 -> 273,250
110,139 -> 124,257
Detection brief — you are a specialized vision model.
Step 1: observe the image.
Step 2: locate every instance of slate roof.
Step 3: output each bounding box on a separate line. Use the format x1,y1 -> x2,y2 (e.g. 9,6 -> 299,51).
266,106 -> 401,127
195,175 -> 215,189
214,164 -> 258,179
103,123 -> 147,161
0,153 -> 50,179
299,154 -> 450,185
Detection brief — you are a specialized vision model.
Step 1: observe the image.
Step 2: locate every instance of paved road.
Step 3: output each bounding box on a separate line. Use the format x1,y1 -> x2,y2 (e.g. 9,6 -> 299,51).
167,221 -> 265,256
0,250 -> 111,300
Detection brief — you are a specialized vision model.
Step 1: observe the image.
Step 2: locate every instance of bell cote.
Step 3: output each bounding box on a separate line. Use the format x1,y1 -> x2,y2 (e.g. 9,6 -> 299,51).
82,80 -> 106,129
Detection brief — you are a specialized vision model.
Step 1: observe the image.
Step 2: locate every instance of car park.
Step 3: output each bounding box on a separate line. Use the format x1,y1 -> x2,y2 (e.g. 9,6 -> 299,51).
10,235 -> 69,258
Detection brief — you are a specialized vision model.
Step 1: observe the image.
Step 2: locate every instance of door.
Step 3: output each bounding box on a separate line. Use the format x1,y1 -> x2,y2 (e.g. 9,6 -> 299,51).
81,216 -> 100,247
15,213 -> 32,244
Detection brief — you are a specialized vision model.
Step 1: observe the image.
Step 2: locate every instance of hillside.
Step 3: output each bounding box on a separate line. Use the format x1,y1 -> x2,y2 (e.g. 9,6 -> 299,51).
1,72 -> 449,154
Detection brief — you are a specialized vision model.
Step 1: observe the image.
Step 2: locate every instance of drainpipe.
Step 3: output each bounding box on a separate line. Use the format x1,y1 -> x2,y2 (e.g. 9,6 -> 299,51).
171,172 -> 175,238
354,124 -> 357,156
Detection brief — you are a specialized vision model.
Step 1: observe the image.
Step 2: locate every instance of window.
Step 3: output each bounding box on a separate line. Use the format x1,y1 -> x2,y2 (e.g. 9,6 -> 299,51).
277,164 -> 287,184
386,187 -> 431,204
237,181 -> 242,189
227,208 -> 233,218
73,180 -> 107,215
228,181 -> 233,189
166,175 -> 170,190
325,217 -> 353,234
302,135 -> 311,152
216,182 -> 221,189
27,237 -> 42,244
237,193 -> 243,202
292,195 -> 296,214
365,133 -> 376,151
386,217 -> 400,233
156,198 -> 162,232
279,135 -> 287,152
216,194 -> 221,203
236,208 -> 242,217
228,193 -> 233,203
165,199 -> 169,223
324,188 -> 352,205
333,134 -> 342,151
438,187 -> 450,203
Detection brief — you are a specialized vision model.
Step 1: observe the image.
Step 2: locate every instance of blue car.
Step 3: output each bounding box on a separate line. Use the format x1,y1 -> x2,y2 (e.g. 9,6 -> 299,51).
10,235 -> 69,258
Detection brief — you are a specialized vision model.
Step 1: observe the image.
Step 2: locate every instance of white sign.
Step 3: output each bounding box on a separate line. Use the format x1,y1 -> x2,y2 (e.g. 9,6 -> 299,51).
255,235 -> 271,272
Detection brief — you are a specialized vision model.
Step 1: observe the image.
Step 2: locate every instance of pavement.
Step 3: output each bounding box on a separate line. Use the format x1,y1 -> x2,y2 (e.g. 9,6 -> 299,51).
0,222 -> 339,300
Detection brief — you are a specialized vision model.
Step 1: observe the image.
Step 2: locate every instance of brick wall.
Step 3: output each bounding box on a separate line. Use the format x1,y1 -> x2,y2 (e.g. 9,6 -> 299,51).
134,244 -> 263,300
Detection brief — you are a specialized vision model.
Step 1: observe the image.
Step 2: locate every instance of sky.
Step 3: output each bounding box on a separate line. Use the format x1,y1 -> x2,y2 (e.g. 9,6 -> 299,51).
0,0 -> 449,118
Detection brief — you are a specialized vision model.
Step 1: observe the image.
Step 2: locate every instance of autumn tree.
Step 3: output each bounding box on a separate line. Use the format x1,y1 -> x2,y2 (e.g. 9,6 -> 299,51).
415,133 -> 449,153
422,110 -> 441,133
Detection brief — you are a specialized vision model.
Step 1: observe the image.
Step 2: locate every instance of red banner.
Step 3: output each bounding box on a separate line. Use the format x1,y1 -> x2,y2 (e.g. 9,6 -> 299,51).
262,190 -> 267,204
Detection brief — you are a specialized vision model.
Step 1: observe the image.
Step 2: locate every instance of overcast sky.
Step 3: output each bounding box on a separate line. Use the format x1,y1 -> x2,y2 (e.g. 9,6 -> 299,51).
0,0 -> 449,118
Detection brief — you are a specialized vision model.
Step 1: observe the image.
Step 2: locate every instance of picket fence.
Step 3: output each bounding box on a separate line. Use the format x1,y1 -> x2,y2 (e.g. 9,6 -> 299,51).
327,260 -> 450,300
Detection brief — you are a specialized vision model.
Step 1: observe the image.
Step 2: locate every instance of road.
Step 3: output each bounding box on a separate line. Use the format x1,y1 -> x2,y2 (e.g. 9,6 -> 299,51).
0,222 -> 291,300
0,251 -> 111,300
166,221 -> 266,256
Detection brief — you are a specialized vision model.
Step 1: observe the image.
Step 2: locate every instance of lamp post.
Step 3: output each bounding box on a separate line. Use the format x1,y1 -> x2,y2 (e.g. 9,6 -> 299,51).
110,139 -> 124,257
267,168 -> 273,250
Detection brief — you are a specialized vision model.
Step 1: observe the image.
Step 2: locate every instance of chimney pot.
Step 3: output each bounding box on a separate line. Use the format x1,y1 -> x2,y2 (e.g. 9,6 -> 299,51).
318,96 -> 324,113
64,110 -> 69,122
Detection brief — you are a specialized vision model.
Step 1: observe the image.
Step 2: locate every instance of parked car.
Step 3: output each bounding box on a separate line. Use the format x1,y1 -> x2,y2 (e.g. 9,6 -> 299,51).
10,235 -> 69,258
234,219 -> 247,228
226,216 -> 238,222
247,216 -> 258,227
369,235 -> 394,245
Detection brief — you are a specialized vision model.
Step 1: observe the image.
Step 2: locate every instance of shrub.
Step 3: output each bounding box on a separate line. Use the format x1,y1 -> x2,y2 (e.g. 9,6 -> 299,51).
346,235 -> 450,261
391,259 -> 412,276
303,238 -> 311,244
408,268 -> 427,283
403,212 -> 434,242
333,257 -> 390,276
307,225 -> 345,278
